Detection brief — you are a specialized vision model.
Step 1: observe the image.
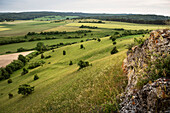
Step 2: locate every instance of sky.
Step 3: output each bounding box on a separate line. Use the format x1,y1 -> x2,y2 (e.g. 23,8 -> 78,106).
0,0 -> 170,16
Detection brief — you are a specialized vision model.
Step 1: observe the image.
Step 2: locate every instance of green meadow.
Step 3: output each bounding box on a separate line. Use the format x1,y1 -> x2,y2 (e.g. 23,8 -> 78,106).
0,18 -> 169,113
0,35 -> 141,112
0,21 -> 65,36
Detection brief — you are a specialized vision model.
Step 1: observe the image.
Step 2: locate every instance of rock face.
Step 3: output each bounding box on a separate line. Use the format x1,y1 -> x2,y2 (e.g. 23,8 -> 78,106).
120,29 -> 170,113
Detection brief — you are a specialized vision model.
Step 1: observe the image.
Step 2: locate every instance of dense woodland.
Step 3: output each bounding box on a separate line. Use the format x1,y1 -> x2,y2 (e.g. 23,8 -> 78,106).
0,12 -> 169,25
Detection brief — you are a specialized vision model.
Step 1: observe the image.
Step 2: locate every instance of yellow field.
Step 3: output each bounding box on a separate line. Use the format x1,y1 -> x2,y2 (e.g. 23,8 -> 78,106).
0,27 -> 10,31
44,25 -> 99,32
66,21 -> 170,30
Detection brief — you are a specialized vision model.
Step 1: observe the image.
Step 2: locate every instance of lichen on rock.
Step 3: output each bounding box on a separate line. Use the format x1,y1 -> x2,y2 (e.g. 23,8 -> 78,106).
120,29 -> 170,113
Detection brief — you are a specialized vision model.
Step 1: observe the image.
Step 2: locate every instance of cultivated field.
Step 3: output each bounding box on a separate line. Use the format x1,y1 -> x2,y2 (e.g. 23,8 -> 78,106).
0,21 -> 65,36
0,51 -> 34,67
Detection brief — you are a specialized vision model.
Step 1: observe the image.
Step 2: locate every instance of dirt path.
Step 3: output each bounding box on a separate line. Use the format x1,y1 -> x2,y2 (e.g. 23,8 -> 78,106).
0,51 -> 34,67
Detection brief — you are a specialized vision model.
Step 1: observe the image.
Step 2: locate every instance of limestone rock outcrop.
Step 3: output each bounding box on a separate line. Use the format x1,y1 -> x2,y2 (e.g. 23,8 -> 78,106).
120,29 -> 170,113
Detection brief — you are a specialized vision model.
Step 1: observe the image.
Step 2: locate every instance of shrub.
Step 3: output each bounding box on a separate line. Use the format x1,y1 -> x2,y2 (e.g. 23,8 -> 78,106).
6,51 -> 11,53
17,47 -> 25,52
28,60 -> 45,69
18,54 -> 27,64
41,54 -> 44,59
34,74 -> 39,80
111,37 -> 116,42
0,68 -> 10,79
7,60 -> 24,72
36,42 -> 47,52
113,41 -> 116,45
52,49 -> 55,52
78,60 -> 90,69
18,84 -> 34,96
8,93 -> 13,99
7,79 -> 12,84
63,50 -> 66,55
80,44 -> 84,49
45,55 -> 51,59
21,68 -> 28,75
111,47 -> 118,54
80,40 -> 84,42
97,38 -> 101,42
126,43 -> 135,50
69,61 -> 73,65
5,66 -> 13,74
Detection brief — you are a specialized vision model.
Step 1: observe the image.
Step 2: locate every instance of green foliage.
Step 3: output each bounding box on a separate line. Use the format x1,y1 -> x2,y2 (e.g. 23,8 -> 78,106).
63,50 -> 66,55
5,66 -> 13,74
7,79 -> 12,84
137,55 -> 170,89
45,55 -> 51,59
7,60 -> 24,72
80,44 -> 84,49
36,42 -> 47,52
78,60 -> 90,69
110,47 -> 118,54
80,25 -> 98,29
18,54 -> 27,64
41,54 -> 44,59
134,37 -> 145,47
69,61 -> 73,65
18,84 -> 34,96
97,38 -> 101,42
17,47 -> 25,52
101,102 -> 119,113
21,68 -> 28,75
110,36 -> 116,42
28,60 -> 45,69
126,43 -> 135,50
0,68 -> 10,80
34,74 -> 39,80
113,41 -> 116,45
8,93 -> 13,99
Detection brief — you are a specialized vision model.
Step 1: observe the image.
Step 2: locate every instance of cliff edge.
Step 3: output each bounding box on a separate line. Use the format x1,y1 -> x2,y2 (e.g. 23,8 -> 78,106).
120,29 -> 170,113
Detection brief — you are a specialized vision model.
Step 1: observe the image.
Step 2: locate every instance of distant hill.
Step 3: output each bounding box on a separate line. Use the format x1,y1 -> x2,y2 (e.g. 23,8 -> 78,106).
0,11 -> 169,25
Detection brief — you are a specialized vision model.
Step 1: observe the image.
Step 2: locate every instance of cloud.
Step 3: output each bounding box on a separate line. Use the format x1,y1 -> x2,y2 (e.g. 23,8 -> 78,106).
0,0 -> 169,16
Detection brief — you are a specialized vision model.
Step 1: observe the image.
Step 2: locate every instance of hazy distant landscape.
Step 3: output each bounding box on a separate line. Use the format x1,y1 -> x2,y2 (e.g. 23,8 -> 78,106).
0,0 -> 169,112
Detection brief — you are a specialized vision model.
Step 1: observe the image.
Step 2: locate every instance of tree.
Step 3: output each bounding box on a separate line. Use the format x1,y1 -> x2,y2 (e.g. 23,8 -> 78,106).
0,68 -> 10,79
21,68 -> 28,75
98,38 -> 101,42
63,50 -> 66,55
111,47 -> 118,54
7,79 -> 12,84
5,66 -> 13,74
18,84 -> 34,96
78,60 -> 90,69
41,54 -> 44,59
34,74 -> 39,80
80,44 -> 84,49
113,41 -> 116,45
18,54 -> 27,64
36,42 -> 47,52
8,93 -> 13,99
69,61 -> 73,65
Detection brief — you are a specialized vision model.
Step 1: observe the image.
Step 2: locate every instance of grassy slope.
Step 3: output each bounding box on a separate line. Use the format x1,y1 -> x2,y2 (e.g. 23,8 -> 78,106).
0,21 -> 65,37
0,35 -> 140,113
0,38 -> 89,54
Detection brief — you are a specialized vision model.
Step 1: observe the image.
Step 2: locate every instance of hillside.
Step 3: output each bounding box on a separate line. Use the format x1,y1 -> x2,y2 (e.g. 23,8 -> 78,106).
0,12 -> 169,25
0,34 -> 138,112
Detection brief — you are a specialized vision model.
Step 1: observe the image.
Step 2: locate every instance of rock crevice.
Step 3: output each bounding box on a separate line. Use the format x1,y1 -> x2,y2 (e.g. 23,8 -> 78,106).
120,29 -> 170,113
